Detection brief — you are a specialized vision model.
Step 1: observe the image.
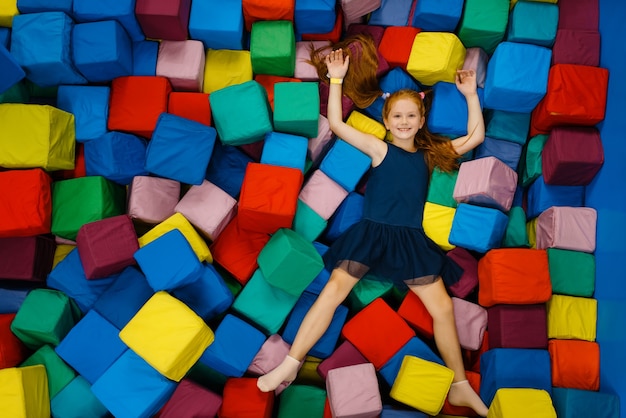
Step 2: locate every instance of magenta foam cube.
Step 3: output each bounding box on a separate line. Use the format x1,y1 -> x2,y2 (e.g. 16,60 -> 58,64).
135,0 -> 192,41
127,176 -> 181,224
557,0 -> 599,31
453,156 -> 518,212
175,180 -> 237,242
488,304 -> 548,349
299,169 -> 349,221
536,206 -> 597,253
552,29 -> 600,66
317,340 -> 369,380
0,236 -> 55,282
76,215 -> 139,280
156,40 -> 205,91
326,363 -> 383,418
158,378 -> 222,417
452,297 -> 487,351
446,247 -> 479,299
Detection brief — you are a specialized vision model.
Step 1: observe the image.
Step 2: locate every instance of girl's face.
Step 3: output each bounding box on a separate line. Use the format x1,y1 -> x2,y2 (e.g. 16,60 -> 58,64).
383,98 -> 425,142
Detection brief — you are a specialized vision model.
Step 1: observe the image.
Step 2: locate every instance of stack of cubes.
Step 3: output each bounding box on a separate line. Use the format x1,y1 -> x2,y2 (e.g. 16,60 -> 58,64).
0,0 -> 619,417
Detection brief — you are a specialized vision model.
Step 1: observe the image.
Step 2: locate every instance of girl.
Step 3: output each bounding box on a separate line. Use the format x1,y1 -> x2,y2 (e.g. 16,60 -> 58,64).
257,48 -> 489,416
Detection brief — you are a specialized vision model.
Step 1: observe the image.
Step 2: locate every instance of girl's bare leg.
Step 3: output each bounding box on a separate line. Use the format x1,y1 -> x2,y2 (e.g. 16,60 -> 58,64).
257,268 -> 359,392
408,279 -> 489,417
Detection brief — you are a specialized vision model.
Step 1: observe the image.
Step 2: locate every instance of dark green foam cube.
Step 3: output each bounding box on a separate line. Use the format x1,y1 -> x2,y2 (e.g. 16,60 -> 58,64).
457,0 -> 510,54
547,248 -> 595,297
277,384 -> 327,418
427,167 -> 459,208
250,20 -> 296,77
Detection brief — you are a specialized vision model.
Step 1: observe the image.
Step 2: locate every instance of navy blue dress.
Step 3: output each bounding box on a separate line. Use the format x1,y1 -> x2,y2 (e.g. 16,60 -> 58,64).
323,143 -> 462,290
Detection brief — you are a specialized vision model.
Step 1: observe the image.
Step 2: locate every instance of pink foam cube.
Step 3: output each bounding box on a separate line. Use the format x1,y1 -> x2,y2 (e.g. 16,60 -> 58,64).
326,363 -> 382,418
452,297 -> 487,351
127,176 -> 181,224
453,156 -> 518,212
341,1 -> 382,25
247,334 -> 299,395
463,47 -> 489,88
294,40 -> 329,81
156,40 -> 206,91
536,206 -> 597,253
299,170 -> 349,220
308,115 -> 333,164
174,180 -> 237,242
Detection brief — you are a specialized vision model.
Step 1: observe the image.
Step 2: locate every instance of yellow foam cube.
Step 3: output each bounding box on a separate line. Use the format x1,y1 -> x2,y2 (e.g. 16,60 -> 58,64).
0,104 -> 75,170
390,356 -> 454,416
119,291 -> 215,381
346,111 -> 387,140
423,202 -> 456,251
526,218 -> 537,249
52,244 -> 76,269
547,294 -> 597,341
487,388 -> 556,417
0,0 -> 18,27
138,212 -> 212,263
203,49 -> 253,94
0,365 -> 50,418
294,356 -> 324,387
406,32 -> 466,86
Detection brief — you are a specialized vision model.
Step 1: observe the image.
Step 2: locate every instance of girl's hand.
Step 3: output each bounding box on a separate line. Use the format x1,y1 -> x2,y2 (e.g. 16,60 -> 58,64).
325,48 -> 350,80
455,69 -> 478,97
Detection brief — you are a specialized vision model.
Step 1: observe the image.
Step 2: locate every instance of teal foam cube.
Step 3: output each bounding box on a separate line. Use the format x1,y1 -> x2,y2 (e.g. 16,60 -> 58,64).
292,199 -> 328,242
51,376 -> 109,418
507,1 -> 559,48
273,82 -> 320,138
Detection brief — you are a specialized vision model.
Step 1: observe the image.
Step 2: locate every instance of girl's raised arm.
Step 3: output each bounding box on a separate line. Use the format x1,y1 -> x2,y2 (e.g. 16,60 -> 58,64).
325,49 -> 386,163
450,70 -> 485,156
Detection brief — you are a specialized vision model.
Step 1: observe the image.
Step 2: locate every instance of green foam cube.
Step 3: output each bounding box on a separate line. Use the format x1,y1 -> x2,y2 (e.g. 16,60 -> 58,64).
427,167 -> 459,208
347,275 -> 394,313
250,20 -> 296,77
273,82 -> 320,138
21,345 -> 76,399
293,199 -> 328,242
547,248 -> 595,297
502,206 -> 530,248
521,134 -> 548,187
277,384 -> 327,418
457,0 -> 510,54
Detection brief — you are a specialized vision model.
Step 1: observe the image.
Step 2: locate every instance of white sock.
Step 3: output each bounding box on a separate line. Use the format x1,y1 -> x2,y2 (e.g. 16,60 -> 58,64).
256,355 -> 300,392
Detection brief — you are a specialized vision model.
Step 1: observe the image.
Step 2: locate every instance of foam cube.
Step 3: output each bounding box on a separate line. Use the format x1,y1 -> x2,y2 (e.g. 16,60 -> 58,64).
526,176 -> 585,219
72,20 -> 133,83
428,81 -> 485,137
56,86 -> 110,142
51,176 -> 126,241
320,139 -> 371,192
474,137 -> 523,172
318,79 -> 355,119
462,47 -> 489,88
292,200 -> 328,242
521,135 -> 549,187
478,248 -> 552,307
199,314 -> 266,377
0,235 -> 55,282
204,141 -> 254,198
257,228 -> 324,296
0,43 -> 25,94
411,0 -> 463,32
203,49 -> 253,94
552,387 -> 620,418
158,378 -> 223,418
547,294 -> 597,341
453,156 -> 518,212
346,110 -> 387,139
132,40 -> 158,75
446,247 -> 479,298
457,0 -> 509,54
501,206 -> 530,248
218,377 -> 274,418
390,356 -> 454,416
282,291 -> 349,358
406,32 -> 466,86
0,103 -> 75,170
75,215 -> 138,280
273,81 -> 320,138
242,0 -> 294,30
484,109 -> 531,146
541,126 -> 604,186
536,206 -> 597,253
488,304 -> 548,349
247,334 -> 296,394
422,202 -> 456,251
426,168 -> 458,208
119,291 -> 214,381
135,0 -> 191,41
487,388 -> 556,418
0,365 -> 50,418
552,29 -> 600,66
10,12 -> 87,87
547,248 -> 595,297
277,384 -> 326,418
50,375 -> 109,418
324,192 -> 364,242
299,169 -> 349,220
134,229 -> 203,292
452,297 -> 487,351
369,0 -> 412,26
155,40 -> 205,92
294,40 -> 327,80
378,26 -> 419,69
250,20 -> 295,77
0,313 -> 28,368
397,290 -> 434,338
378,336 -> 443,387
91,350 -> 177,418
548,339 -> 599,391
21,345 -> 75,399
480,348 -> 552,405
531,64 -> 609,134
127,176 -> 180,225
189,0 -> 245,50
108,76 -> 172,139
209,80 -> 272,145
72,0 -> 144,41
317,340 -> 368,380
326,363 -> 382,418
363,67 -> 420,123
171,264 -> 232,322
10,289 -> 78,349
507,1 -> 558,47
448,203 -> 509,253
145,113 -> 217,185
84,131 -> 148,185
260,131 -> 308,173
483,42 -> 552,112
341,0 -> 381,23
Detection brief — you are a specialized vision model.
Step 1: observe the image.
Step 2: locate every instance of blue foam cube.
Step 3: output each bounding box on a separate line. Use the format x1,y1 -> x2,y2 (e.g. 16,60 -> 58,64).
10,12 -> 87,87
428,81 -> 485,137
205,142 -> 253,199
173,263 -> 234,322
17,0 -> 73,14
132,41 -> 158,76
51,376 -> 109,418
369,0 -> 413,27
133,229 -> 204,292
484,42 -> 552,112
379,337 -> 443,387
92,267 -> 154,330
189,0 -> 245,50
449,203 -> 509,253
199,314 -> 266,377
0,285 -> 30,314
72,20 -> 133,83
55,310 -> 127,384
145,113 -> 217,185
56,85 -> 110,142
0,27 -> 10,48
324,191 -> 364,242
411,0 -> 464,32
72,0 -> 144,41
294,0 -> 336,35
526,176 -> 585,219
84,131 -> 148,185
480,348 -> 552,405
48,249 -> 119,313
282,291 -> 348,358
552,387 -> 620,418
91,350 -> 177,418
0,45 -> 25,94
381,406 -> 428,417
261,131 -> 308,173
507,1 -> 559,48
484,109 -> 531,146
319,139 -> 371,192
364,67 -> 420,123
474,137 -> 523,172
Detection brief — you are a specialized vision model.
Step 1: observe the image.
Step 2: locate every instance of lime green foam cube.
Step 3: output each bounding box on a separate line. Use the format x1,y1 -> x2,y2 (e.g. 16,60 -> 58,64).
273,82 -> 320,138
250,20 -> 296,77
457,0 -> 510,54
0,365 -> 50,418
51,176 -> 126,240
257,228 -> 324,296
21,345 -> 76,398
427,167 -> 459,208
293,199 -> 328,242
547,248 -> 595,297
277,384 -> 327,418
